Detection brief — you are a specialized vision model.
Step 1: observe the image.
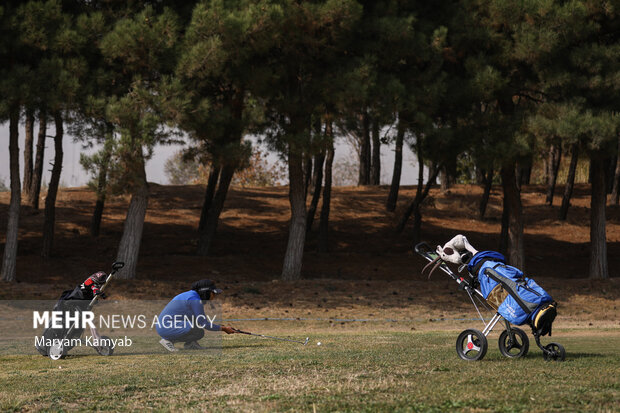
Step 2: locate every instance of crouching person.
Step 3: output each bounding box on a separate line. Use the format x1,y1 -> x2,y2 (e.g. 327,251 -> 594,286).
157,279 -> 237,352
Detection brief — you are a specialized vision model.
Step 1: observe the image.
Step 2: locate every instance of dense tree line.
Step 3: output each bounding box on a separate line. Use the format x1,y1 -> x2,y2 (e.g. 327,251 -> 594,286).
1,0 -> 618,282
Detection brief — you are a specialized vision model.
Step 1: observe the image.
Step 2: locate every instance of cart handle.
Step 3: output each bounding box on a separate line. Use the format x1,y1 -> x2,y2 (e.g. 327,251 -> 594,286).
87,261 -> 124,310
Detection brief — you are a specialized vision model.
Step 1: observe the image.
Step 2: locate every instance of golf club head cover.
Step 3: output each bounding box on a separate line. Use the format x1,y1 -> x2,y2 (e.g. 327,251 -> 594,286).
82,271 -> 108,296
436,234 -> 478,264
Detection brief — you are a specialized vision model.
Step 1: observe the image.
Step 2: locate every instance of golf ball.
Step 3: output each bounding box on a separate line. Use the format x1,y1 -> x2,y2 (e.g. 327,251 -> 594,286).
317,342 -> 322,346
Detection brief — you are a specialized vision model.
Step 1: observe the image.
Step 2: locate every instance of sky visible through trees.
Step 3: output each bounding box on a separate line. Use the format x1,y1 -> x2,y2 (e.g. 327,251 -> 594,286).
0,125 -> 425,187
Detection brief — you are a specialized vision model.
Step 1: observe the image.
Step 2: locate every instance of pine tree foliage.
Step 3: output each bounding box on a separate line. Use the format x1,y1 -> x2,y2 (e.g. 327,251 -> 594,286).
1,0 -> 618,281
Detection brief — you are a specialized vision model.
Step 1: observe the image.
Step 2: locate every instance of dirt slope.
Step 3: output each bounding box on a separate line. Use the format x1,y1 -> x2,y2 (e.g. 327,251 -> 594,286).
0,183 -> 618,325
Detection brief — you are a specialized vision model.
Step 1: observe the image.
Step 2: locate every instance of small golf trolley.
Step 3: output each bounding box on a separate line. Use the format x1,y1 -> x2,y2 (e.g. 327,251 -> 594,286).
35,261 -> 125,360
415,242 -> 565,362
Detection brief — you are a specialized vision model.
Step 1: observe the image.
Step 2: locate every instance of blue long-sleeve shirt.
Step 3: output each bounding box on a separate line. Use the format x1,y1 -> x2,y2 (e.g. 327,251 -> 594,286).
156,290 -> 220,340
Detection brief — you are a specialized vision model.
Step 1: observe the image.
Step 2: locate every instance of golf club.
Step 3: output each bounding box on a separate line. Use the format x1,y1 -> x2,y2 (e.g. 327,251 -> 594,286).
233,328 -> 309,345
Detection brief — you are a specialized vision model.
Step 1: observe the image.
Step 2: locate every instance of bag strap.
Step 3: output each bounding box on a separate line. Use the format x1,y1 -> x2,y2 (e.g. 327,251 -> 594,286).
472,258 -> 500,277
484,268 -> 534,315
493,263 -> 528,285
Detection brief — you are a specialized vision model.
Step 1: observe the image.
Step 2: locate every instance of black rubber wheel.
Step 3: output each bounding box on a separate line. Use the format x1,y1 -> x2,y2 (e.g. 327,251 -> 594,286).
456,329 -> 488,361
95,335 -> 115,356
498,328 -> 529,358
543,342 -> 565,362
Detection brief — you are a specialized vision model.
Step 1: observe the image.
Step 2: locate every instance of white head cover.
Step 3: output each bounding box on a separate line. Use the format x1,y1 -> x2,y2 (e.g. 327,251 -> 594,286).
436,234 -> 478,264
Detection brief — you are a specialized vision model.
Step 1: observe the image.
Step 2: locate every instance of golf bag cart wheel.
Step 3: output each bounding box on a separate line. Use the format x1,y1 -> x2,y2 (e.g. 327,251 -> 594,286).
498,328 -> 529,359
95,335 -> 115,356
48,343 -> 66,360
542,342 -> 565,362
456,329 -> 488,361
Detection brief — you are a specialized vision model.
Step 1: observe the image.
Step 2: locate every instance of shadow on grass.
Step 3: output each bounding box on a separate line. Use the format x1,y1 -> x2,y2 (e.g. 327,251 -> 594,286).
561,352 -> 604,360
223,344 -> 273,349
58,350 -> 225,358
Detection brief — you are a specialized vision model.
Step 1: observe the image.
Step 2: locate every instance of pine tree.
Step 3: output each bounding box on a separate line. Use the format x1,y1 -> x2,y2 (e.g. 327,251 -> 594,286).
99,5 -> 183,278
318,121 -> 336,253
177,0 -> 281,256
394,1 -> 476,243
528,103 -> 591,220
260,0 -> 363,280
22,109 -> 35,200
17,0 -> 89,259
29,111 -> 47,209
386,115 -> 406,212
525,1 -> 619,278
0,1 -> 31,281
79,130 -> 116,237
69,4 -> 135,239
454,0 -> 582,268
0,106 -> 21,282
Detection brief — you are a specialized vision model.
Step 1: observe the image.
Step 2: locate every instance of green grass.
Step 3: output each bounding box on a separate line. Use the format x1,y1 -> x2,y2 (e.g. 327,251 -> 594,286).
1,328 -> 618,412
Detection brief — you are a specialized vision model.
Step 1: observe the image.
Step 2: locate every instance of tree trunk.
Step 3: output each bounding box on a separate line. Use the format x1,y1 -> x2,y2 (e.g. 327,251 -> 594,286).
412,206 -> 423,246
22,109 -> 35,199
386,119 -> 404,212
358,111 -> 371,186
500,164 -> 524,269
318,124 -> 334,253
542,154 -> 549,187
496,91 -> 519,260
306,151 -> 325,231
397,154 -> 441,234
196,165 -> 235,256
476,167 -> 485,185
545,141 -> 562,205
90,199 -> 105,237
499,196 -> 509,256
30,112 -> 47,209
605,156 -> 615,194
410,159 -> 435,245
370,118 -> 380,185
514,164 -> 522,193
517,158 -> 532,188
282,147 -> 307,280
90,149 -> 111,237
196,89 -> 244,256
303,153 -> 313,201
115,156 -> 149,279
558,143 -> 579,221
310,119 -> 322,190
523,165 -> 532,185
41,113 -> 64,259
589,153 -> 609,279
404,163 -> 441,241
198,166 -> 220,233
397,150 -> 425,233
1,106 -> 21,282
479,168 -> 493,220
610,135 -> 620,205
439,167 -> 450,192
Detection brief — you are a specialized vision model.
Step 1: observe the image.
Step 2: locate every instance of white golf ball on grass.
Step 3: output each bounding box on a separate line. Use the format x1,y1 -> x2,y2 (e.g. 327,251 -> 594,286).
317,341 -> 322,346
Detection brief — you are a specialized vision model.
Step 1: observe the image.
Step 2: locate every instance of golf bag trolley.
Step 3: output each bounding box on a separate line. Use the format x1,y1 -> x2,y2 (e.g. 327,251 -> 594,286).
415,242 -> 565,362
35,261 -> 125,360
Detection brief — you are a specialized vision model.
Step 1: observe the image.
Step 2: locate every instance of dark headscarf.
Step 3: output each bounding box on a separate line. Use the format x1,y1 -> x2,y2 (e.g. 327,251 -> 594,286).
191,279 -> 223,301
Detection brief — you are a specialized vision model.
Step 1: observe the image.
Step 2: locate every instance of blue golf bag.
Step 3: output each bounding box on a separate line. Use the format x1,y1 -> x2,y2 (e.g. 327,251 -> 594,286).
415,242 -> 565,361
468,251 -> 556,335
